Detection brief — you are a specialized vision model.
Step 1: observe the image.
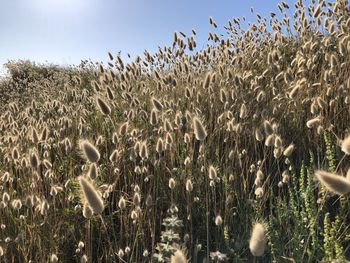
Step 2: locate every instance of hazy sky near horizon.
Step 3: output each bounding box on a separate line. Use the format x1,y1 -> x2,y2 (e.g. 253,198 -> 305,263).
0,0 -> 294,69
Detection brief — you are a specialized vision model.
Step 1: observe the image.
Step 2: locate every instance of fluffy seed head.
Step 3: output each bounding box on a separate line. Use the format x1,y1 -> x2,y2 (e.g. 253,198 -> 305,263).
109,149 -> 119,163
30,150 -> 40,169
139,142 -> 149,160
119,122 -> 129,136
80,140 -> 100,163
255,187 -> 264,198
83,204 -> 93,219
185,179 -> 193,192
249,222 -> 266,257
315,170 -> 350,195
151,97 -> 163,111
203,72 -> 212,89
156,137 -> 164,153
193,117 -> 207,141
80,254 -> 88,263
341,133 -> 350,155
306,117 -> 321,128
256,170 -> 264,180
51,254 -> 58,263
150,108 -> 158,126
283,144 -> 294,157
255,129 -> 264,141
215,215 -> 223,226
265,134 -> 275,147
78,176 -> 104,214
289,85 -> 299,99
208,165 -> 217,180
169,178 -> 176,189
87,163 -> 98,180
347,168 -> 350,181
133,192 -> 141,205
263,120 -> 273,135
170,249 -> 187,263
118,196 -> 126,209
240,103 -> 247,119
96,96 -> 111,115
12,147 -> 19,160
282,171 -> 290,183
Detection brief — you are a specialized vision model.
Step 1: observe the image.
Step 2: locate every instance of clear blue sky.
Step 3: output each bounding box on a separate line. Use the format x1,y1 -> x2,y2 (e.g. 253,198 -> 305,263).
0,0 -> 295,69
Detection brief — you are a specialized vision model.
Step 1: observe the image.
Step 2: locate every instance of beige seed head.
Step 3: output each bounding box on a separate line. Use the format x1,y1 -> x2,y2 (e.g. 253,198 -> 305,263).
151,97 -> 163,111
87,163 -> 98,180
30,150 -> 40,169
255,187 -> 264,197
51,254 -> 58,263
78,176 -> 104,214
208,165 -> 217,180
283,144 -> 294,157
150,108 -> 158,126
215,215 -> 223,226
80,140 -> 100,163
117,249 -> 124,258
109,149 -> 119,163
239,103 -> 247,119
263,120 -> 273,135
133,192 -> 141,206
156,137 -> 164,153
95,96 -> 111,115
139,142 -> 149,160
80,254 -> 88,263
130,210 -> 138,220
184,156 -> 191,167
184,133 -> 191,144
169,178 -> 176,189
274,136 -> 283,148
255,128 -> 264,141
146,195 -> 152,207
203,72 -> 212,89
315,170 -> 350,195
118,196 -> 126,209
341,133 -> 350,155
119,122 -> 129,136
193,117 -> 207,141
282,171 -> 290,183
185,179 -> 193,192
256,170 -> 264,180
289,85 -> 299,99
82,204 -> 93,218
306,117 -> 321,128
249,222 -> 267,257
2,192 -> 10,204
11,147 -> 19,160
265,134 -> 275,147
346,168 -> 350,181
170,249 -> 187,263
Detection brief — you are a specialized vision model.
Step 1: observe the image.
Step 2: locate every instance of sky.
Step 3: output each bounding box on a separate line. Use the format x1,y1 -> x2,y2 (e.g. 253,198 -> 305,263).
0,0 -> 296,73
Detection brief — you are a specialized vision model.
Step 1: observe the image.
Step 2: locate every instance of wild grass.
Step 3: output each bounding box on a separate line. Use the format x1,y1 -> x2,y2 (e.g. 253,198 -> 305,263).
1,0 -> 350,262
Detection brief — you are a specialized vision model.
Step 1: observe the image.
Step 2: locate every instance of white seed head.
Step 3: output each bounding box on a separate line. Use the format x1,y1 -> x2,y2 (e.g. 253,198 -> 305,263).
79,176 -> 104,214
249,222 -> 266,257
341,134 -> 350,155
315,170 -> 350,195
193,117 -> 207,141
170,249 -> 187,263
215,215 -> 223,226
80,140 -> 100,163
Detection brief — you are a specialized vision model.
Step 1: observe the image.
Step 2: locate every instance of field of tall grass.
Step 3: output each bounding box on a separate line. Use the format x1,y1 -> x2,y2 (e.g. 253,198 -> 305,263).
1,0 -> 350,262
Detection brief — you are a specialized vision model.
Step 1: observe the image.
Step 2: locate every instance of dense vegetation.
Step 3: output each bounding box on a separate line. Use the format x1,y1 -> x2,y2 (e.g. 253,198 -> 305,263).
1,0 -> 350,262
